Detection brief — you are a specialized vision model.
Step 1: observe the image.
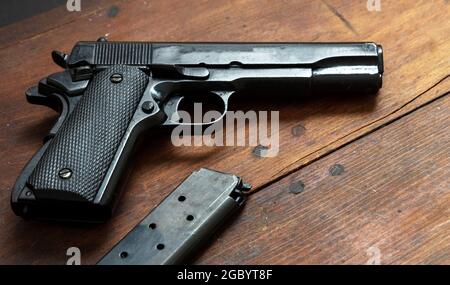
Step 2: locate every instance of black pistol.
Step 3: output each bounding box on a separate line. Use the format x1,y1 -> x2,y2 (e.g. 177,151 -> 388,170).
11,40 -> 383,222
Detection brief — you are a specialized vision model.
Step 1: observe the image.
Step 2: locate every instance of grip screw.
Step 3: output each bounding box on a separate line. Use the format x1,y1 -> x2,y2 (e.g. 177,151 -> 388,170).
58,168 -> 72,179
110,73 -> 123,83
141,101 -> 155,114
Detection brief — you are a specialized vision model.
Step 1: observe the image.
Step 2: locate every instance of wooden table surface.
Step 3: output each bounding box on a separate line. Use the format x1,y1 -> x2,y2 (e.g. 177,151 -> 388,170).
0,0 -> 448,265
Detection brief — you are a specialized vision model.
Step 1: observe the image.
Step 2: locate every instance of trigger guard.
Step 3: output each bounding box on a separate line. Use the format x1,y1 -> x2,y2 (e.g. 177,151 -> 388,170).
204,91 -> 231,125
162,91 -> 231,126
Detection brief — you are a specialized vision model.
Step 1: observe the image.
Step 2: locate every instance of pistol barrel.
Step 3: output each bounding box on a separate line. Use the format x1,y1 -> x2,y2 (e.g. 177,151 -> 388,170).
67,41 -> 383,94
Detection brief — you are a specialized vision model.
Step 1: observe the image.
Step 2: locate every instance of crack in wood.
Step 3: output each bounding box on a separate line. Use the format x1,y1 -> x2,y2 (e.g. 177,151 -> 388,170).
321,0 -> 359,36
247,74 -> 450,196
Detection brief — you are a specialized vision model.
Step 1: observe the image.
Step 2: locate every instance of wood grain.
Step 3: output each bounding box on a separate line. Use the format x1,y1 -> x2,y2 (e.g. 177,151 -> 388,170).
196,94 -> 450,264
0,0 -> 121,49
0,0 -> 448,264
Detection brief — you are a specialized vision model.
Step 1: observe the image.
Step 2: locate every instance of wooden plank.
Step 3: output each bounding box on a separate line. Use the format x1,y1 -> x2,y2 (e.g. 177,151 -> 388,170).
0,0 -> 448,264
0,0 -> 121,49
197,94 -> 450,264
